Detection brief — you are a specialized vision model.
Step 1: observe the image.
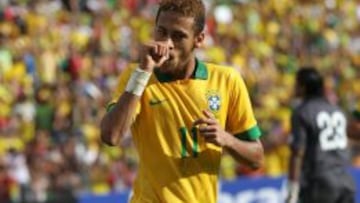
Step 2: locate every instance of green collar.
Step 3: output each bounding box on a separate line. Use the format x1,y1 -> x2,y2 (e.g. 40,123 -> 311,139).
154,58 -> 208,82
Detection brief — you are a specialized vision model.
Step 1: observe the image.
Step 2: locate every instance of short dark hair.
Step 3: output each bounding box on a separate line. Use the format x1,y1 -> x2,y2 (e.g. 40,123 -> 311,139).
155,0 -> 206,34
296,67 -> 324,97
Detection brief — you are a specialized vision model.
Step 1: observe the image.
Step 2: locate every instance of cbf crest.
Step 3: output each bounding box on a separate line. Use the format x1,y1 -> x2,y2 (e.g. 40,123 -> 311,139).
206,90 -> 221,112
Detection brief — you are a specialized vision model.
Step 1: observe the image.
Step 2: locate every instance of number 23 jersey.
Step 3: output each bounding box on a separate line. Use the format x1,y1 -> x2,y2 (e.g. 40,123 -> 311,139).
290,97 -> 351,184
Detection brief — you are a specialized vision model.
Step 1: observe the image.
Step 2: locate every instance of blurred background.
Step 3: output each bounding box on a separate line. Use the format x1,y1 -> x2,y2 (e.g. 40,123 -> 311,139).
0,0 -> 359,202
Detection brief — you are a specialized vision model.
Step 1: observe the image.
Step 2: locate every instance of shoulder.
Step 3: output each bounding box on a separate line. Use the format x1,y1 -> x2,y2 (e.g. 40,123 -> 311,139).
204,62 -> 242,80
296,98 -> 344,117
205,62 -> 238,74
292,101 -> 310,119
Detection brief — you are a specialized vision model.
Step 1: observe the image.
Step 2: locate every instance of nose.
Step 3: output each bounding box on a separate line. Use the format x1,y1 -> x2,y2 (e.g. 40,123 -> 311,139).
166,38 -> 174,50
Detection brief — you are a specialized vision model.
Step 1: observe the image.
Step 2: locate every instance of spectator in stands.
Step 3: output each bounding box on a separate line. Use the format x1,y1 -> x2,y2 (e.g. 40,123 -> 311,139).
0,0 -> 358,200
0,159 -> 14,203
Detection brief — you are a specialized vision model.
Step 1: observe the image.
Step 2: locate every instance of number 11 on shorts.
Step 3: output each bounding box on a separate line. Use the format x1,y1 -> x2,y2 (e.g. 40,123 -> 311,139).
180,126 -> 198,158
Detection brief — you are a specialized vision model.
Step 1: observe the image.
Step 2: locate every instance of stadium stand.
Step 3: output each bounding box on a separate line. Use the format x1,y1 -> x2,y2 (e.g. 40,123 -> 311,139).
0,0 -> 359,202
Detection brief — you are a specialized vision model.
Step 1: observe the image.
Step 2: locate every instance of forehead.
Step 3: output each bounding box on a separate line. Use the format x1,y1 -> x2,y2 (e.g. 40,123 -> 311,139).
156,11 -> 195,33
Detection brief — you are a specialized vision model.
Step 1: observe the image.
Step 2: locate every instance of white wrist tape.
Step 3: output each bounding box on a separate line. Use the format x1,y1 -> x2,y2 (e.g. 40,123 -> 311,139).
125,68 -> 152,96
287,181 -> 300,203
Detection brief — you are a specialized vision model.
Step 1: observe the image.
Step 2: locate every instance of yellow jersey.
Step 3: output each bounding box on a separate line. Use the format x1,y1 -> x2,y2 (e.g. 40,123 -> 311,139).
108,59 -> 261,203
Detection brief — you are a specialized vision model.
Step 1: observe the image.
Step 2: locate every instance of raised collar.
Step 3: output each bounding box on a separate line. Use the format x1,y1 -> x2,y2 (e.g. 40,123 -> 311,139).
154,58 -> 208,82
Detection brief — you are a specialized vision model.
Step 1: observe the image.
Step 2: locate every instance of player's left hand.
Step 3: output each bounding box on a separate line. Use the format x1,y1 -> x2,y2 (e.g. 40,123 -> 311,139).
193,110 -> 230,147
285,181 -> 299,203
285,192 -> 298,203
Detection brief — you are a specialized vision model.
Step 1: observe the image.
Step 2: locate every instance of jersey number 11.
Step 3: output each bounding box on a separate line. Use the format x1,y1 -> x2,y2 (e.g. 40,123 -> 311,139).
180,127 -> 199,158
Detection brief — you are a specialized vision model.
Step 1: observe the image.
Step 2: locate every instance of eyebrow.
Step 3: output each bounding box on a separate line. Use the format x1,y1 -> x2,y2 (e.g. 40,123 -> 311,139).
157,25 -> 189,36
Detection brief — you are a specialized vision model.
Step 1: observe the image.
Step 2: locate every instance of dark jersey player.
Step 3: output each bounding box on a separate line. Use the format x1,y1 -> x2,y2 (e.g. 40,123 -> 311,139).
286,67 -> 355,203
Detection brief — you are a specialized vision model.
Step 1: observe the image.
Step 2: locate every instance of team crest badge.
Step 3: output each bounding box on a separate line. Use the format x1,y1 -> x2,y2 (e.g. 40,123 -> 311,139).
206,91 -> 221,112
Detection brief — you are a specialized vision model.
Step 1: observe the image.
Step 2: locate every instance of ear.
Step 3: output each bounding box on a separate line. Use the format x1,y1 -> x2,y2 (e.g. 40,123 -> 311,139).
194,32 -> 205,49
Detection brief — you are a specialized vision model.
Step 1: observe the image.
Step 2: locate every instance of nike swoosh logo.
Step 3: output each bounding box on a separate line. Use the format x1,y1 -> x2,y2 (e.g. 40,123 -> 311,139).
149,99 -> 168,106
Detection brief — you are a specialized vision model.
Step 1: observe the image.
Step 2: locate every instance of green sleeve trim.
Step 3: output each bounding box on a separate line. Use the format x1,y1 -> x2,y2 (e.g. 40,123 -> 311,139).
353,110 -> 360,120
234,125 -> 262,141
106,103 -> 116,112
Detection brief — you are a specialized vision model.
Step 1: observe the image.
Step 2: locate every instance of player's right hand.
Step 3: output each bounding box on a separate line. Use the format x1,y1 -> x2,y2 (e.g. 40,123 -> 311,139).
139,41 -> 170,72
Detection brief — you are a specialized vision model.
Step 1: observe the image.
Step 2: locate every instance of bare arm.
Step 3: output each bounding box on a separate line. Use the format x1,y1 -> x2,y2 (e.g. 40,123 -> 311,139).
288,147 -> 304,182
223,136 -> 264,169
285,110 -> 306,203
100,92 -> 140,146
285,146 -> 304,203
100,41 -> 170,146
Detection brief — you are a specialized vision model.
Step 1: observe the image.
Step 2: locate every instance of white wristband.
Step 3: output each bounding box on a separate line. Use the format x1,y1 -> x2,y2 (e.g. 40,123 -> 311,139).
287,181 -> 300,203
125,68 -> 152,96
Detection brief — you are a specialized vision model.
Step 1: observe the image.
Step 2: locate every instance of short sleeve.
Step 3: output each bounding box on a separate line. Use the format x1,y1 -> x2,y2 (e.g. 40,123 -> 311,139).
226,70 -> 261,141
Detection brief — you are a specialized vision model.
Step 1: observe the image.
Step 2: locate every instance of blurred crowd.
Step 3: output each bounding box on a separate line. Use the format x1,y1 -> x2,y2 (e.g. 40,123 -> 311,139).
0,0 -> 359,202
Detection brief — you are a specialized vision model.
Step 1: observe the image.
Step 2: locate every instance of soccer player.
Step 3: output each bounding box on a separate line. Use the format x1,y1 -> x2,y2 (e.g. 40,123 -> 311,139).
286,67 -> 355,203
100,0 -> 264,202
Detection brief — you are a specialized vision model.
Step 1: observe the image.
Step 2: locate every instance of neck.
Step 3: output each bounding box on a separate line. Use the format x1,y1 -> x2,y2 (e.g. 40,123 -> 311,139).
170,57 -> 196,80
